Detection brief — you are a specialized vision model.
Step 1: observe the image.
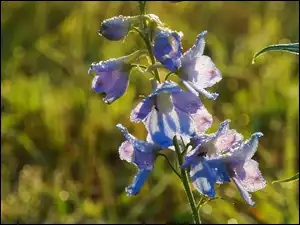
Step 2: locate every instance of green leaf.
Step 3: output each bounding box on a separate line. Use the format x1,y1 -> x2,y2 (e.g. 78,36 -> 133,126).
272,172 -> 299,184
252,43 -> 299,64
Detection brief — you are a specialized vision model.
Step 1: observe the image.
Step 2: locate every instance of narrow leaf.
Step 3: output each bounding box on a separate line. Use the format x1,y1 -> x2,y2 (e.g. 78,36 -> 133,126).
252,43 -> 299,64
272,172 -> 299,184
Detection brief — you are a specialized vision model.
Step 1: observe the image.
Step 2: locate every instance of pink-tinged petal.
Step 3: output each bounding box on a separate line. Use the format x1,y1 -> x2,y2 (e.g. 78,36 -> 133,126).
214,129 -> 244,153
231,176 -> 255,207
119,140 -> 134,163
231,159 -> 266,192
193,55 -> 222,88
130,97 -> 155,122
191,106 -> 213,133
171,90 -> 203,114
116,124 -> 160,170
181,55 -> 222,89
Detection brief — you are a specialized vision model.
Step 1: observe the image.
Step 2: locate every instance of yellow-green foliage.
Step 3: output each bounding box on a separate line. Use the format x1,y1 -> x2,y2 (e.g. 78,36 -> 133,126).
1,1 -> 299,223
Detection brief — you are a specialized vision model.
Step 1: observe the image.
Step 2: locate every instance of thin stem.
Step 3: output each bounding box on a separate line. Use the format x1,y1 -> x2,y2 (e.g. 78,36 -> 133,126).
131,64 -> 148,69
143,32 -> 161,82
157,153 -> 181,179
138,0 -> 161,83
138,1 -> 147,14
173,136 -> 201,224
165,71 -> 175,81
132,27 -> 148,42
196,195 -> 206,211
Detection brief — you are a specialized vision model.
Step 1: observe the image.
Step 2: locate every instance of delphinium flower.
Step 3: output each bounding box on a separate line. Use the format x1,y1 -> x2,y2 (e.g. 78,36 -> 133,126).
181,120 -> 266,206
90,3 -> 267,223
130,80 -> 212,148
117,124 -> 162,196
153,27 -> 183,71
88,50 -> 147,104
152,30 -> 222,100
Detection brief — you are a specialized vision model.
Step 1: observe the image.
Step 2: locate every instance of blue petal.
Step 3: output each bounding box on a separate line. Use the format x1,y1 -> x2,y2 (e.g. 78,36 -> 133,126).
172,90 -> 203,114
89,58 -> 130,104
145,107 -> 196,148
229,132 -> 263,161
150,81 -> 182,97
153,29 -> 183,71
215,120 -> 231,137
181,30 -> 207,62
133,149 -> 155,170
130,97 -> 155,122
232,176 -> 255,206
125,169 -> 151,196
190,158 -> 217,197
89,58 -> 123,73
207,159 -> 231,183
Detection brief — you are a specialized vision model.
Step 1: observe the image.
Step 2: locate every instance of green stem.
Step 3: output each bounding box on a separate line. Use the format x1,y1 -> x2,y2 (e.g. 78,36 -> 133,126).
138,1 -> 161,83
165,71 -> 174,81
173,136 -> 201,224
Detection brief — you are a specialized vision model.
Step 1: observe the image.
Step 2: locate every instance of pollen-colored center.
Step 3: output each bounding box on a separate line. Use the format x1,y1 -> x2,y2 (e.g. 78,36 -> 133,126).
155,93 -> 173,113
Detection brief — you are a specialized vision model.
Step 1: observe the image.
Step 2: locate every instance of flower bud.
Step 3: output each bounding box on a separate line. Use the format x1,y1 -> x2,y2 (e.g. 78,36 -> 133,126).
99,15 -> 138,41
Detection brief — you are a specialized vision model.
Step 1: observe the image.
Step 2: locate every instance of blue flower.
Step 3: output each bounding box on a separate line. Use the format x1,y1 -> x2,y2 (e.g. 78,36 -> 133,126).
88,50 -> 147,104
88,58 -> 131,104
181,120 -> 236,197
181,120 -> 266,206
153,28 -> 183,71
99,15 -> 138,41
178,31 -> 222,100
117,124 -> 161,196
130,80 -> 212,148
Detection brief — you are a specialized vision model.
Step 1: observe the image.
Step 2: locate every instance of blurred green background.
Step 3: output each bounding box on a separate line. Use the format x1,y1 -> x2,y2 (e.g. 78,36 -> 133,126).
1,1 -> 299,224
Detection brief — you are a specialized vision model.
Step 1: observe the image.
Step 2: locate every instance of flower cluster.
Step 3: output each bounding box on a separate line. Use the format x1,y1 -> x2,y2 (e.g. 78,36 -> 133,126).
89,12 -> 266,206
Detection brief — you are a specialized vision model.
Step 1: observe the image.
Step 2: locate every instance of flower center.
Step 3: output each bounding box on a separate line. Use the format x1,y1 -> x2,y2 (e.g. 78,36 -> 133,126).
155,93 -> 173,113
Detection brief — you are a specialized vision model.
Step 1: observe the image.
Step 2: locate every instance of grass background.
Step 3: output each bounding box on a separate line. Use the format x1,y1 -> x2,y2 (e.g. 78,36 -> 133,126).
1,1 -> 299,223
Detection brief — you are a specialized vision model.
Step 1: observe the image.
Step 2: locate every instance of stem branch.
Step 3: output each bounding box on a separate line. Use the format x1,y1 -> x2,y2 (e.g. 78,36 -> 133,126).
157,153 -> 181,179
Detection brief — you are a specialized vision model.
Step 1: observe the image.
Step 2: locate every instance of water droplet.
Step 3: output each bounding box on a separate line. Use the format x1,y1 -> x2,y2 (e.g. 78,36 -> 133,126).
228,218 -> 238,224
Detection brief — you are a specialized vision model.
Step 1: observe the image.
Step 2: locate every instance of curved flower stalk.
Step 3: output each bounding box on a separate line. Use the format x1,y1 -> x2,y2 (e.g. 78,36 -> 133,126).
99,14 -> 163,41
88,49 -> 147,104
153,27 -> 183,71
182,120 -> 266,206
117,124 -> 161,196
130,80 -> 212,148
